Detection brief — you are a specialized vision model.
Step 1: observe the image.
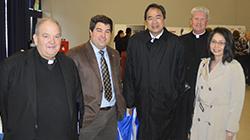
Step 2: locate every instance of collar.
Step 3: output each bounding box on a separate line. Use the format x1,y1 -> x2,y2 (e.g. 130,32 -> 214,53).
192,30 -> 206,39
149,30 -> 164,43
90,40 -> 107,55
36,49 -> 56,65
149,29 -> 164,39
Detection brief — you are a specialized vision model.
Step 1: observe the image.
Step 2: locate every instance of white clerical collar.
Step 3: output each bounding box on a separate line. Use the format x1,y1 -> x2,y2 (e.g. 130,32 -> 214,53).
192,31 -> 206,39
149,30 -> 164,43
48,59 -> 55,65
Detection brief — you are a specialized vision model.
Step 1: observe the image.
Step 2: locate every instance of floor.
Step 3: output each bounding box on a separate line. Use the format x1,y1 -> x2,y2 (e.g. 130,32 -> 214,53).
237,86 -> 250,140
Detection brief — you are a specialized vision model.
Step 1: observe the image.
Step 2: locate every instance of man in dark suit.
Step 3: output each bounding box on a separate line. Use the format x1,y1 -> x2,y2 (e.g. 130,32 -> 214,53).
67,15 -> 126,140
123,3 -> 185,140
0,18 -> 84,140
173,6 -> 210,140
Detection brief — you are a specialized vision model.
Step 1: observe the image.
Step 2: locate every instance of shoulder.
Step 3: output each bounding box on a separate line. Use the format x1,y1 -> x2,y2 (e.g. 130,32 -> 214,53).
107,46 -> 120,58
199,58 -> 210,68
1,49 -> 34,68
226,59 -> 244,71
67,43 -> 88,55
180,32 -> 192,39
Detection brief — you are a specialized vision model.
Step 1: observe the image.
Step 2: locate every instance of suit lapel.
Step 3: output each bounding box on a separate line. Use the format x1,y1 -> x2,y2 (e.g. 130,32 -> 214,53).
25,49 -> 38,121
85,42 -> 102,82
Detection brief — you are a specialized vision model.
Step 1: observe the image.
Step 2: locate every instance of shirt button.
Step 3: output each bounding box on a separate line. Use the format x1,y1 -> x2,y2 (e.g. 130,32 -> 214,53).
208,122 -> 211,126
208,87 -> 212,91
198,118 -> 200,122
34,124 -> 38,129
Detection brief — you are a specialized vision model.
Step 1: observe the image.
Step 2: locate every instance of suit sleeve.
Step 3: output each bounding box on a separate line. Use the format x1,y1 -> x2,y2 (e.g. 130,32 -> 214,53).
0,61 -> 9,132
73,62 -> 84,128
226,61 -> 245,133
123,37 -> 136,108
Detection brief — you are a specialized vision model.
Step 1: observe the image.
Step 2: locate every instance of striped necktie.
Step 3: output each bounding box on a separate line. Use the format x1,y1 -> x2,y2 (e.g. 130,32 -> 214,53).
99,50 -> 112,101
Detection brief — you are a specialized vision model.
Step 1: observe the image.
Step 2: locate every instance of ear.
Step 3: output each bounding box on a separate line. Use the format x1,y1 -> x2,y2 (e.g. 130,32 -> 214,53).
89,30 -> 93,39
33,34 -> 38,46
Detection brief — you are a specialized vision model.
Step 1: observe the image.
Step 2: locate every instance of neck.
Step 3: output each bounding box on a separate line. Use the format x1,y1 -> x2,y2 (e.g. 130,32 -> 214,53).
193,30 -> 206,36
213,56 -> 222,64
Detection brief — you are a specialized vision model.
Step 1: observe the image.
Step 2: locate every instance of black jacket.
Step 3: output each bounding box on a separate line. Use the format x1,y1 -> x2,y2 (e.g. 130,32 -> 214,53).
0,48 -> 83,140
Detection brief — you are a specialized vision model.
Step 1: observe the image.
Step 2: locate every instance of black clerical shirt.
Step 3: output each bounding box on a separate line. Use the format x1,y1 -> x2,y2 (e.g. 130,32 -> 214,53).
35,51 -> 71,140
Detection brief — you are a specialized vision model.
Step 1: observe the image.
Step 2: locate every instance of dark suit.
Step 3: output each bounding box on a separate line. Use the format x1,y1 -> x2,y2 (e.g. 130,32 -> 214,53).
0,48 -> 83,140
67,41 -> 126,138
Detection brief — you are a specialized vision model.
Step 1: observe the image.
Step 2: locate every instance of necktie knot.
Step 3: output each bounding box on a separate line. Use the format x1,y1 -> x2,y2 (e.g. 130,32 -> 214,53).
99,50 -> 104,56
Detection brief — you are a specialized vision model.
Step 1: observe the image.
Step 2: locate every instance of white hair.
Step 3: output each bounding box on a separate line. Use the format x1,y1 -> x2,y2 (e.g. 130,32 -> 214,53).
191,6 -> 209,19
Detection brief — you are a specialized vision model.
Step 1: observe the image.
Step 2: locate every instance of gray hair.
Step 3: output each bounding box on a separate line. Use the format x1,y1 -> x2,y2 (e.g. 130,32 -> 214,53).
34,17 -> 62,35
191,6 -> 209,19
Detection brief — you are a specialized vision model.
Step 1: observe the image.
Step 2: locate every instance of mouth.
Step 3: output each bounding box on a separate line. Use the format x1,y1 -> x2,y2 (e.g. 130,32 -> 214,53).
212,49 -> 223,53
47,46 -> 57,49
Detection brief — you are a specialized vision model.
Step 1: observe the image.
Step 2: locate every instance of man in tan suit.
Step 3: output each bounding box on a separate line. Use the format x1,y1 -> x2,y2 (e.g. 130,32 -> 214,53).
67,15 -> 125,140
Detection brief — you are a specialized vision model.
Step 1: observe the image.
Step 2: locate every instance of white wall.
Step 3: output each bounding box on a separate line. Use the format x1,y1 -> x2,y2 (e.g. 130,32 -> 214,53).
42,0 -> 250,48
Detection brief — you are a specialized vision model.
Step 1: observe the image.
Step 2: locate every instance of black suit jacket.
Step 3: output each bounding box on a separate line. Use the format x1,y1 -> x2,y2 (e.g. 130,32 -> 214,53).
0,48 -> 84,140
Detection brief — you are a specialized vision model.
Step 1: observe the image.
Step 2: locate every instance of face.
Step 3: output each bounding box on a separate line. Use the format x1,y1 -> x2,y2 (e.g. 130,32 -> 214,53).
210,33 -> 226,60
90,22 -> 111,49
120,32 -> 125,37
145,8 -> 165,36
33,20 -> 61,60
191,11 -> 208,34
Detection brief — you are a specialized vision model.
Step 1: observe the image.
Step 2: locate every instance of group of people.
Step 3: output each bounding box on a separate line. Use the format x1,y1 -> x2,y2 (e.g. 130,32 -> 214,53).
114,27 -> 132,81
233,30 -> 250,85
0,3 -> 246,140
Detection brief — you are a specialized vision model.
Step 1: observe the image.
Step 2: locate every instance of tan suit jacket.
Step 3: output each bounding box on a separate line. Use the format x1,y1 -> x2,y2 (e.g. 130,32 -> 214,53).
67,41 -> 125,127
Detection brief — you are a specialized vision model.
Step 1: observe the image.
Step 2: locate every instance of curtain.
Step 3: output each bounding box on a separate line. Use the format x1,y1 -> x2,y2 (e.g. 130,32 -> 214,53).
7,0 -> 29,57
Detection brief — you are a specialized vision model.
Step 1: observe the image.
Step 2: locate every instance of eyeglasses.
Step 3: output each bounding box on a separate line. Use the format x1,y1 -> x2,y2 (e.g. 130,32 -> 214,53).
210,40 -> 226,46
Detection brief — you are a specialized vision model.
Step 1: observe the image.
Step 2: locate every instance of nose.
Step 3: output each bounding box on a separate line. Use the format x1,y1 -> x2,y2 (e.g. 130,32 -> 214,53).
49,37 -> 56,44
100,31 -> 107,39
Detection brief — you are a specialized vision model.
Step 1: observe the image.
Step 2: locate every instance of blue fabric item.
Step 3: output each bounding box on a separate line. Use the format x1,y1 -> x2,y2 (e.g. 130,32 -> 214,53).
117,108 -> 139,140
0,133 -> 3,140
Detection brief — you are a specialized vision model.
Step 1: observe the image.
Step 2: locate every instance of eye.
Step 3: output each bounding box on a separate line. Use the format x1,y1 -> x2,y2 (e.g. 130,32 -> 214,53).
96,28 -> 102,32
147,16 -> 153,21
156,15 -> 162,20
42,34 -> 49,38
105,29 -> 111,34
55,34 -> 61,39
218,42 -> 225,46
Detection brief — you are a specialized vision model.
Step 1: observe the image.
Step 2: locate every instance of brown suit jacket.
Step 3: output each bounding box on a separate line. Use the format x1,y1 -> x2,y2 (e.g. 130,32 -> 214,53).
67,41 -> 125,127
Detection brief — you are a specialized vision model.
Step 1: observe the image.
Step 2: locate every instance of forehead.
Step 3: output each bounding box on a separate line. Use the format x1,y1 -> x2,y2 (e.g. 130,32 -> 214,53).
192,11 -> 207,18
38,21 -> 60,34
212,33 -> 225,40
146,8 -> 163,17
94,22 -> 111,30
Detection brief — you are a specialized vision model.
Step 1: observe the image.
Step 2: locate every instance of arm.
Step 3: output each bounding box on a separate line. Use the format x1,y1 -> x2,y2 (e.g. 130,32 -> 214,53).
74,63 -> 84,129
123,37 -> 136,108
226,61 -> 245,136
0,61 -> 9,133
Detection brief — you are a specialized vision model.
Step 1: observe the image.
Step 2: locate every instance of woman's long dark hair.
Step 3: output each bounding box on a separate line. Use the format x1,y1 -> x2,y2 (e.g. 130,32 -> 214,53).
207,27 -> 234,63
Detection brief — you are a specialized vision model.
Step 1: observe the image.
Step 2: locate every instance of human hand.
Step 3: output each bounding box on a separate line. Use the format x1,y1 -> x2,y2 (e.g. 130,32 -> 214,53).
225,130 -> 235,140
127,108 -> 133,116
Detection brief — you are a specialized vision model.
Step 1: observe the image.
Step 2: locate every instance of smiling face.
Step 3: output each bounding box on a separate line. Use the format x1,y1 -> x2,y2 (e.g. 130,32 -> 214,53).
33,20 -> 61,60
210,33 -> 226,60
145,7 -> 165,37
90,22 -> 111,49
191,11 -> 208,34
